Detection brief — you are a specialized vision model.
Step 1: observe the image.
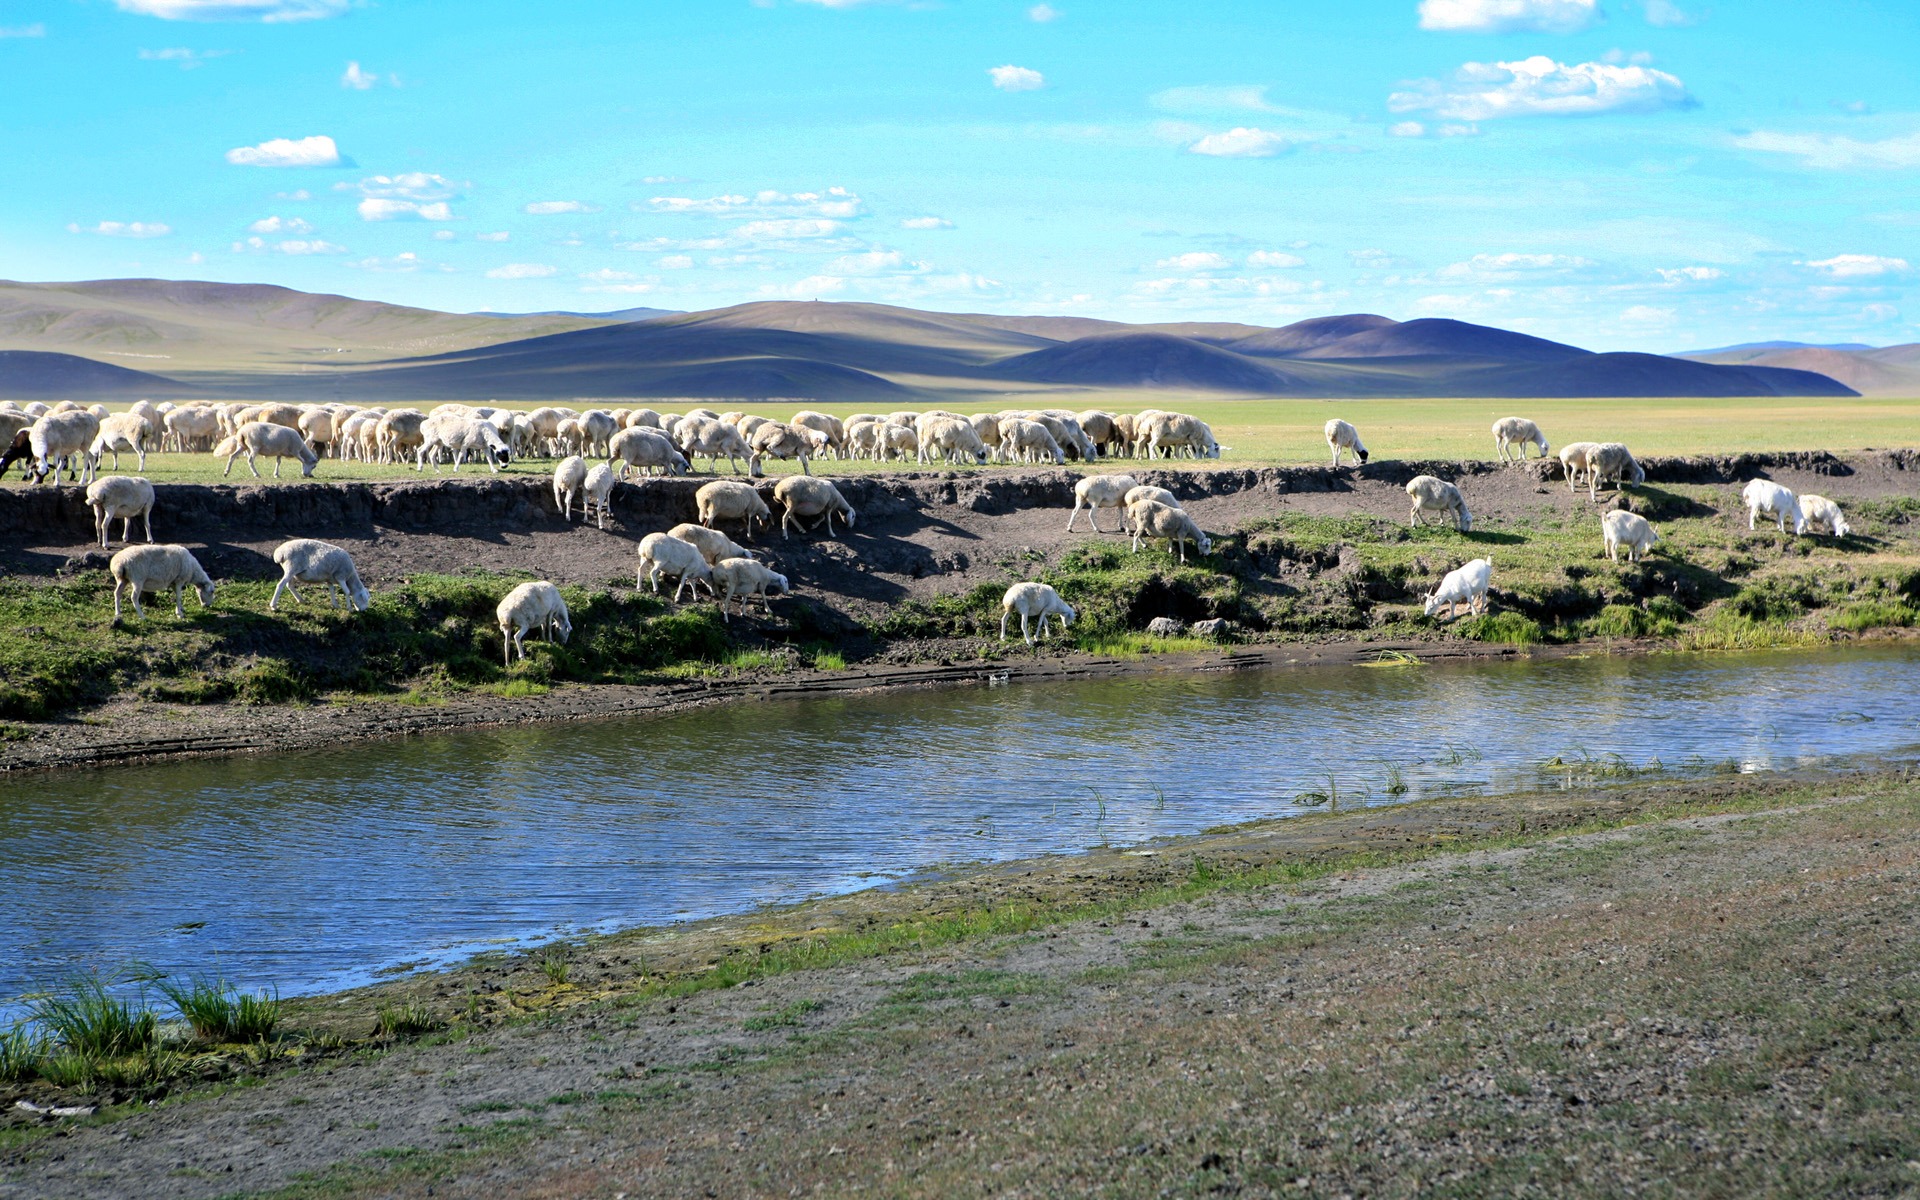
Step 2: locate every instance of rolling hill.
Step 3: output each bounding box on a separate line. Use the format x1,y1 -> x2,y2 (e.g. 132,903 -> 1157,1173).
0,350 -> 189,399
1681,342 -> 1920,397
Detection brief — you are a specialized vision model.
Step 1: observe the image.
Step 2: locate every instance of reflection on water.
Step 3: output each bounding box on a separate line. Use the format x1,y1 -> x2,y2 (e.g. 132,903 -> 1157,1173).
3,645 -> 1917,1006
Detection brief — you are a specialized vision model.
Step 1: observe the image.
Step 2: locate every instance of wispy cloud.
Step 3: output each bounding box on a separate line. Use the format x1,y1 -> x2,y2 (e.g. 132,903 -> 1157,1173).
486,263 -> 558,279
140,46 -> 232,67
1656,265 -> 1724,282
1802,254 -> 1910,278
346,252 -> 427,272
989,64 -> 1045,92
1641,0 -> 1697,27
1149,85 -> 1280,115
1389,120 -> 1481,138
645,187 -> 862,219
899,216 -> 953,230
114,0 -> 347,21
225,134 -> 346,167
232,235 -> 346,255
1417,0 -> 1598,34
0,23 -> 46,37
1028,3 -> 1060,20
358,199 -> 454,221
248,215 -> 313,234
341,60 -> 381,89
1390,56 -> 1693,120
1187,127 -> 1291,157
523,200 -> 601,215
68,220 -> 172,238
476,231 -> 510,242
1734,129 -> 1920,170
343,172 -> 464,201
1247,250 -> 1306,268
1155,251 -> 1232,271
1437,251 -> 1594,279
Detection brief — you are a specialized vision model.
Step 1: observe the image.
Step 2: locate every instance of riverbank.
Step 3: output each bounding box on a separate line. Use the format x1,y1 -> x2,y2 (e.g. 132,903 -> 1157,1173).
2,767 -> 1914,1197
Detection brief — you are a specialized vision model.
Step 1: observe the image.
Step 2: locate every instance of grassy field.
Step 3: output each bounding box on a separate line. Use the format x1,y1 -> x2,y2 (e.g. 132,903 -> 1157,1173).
13,394 -> 1917,487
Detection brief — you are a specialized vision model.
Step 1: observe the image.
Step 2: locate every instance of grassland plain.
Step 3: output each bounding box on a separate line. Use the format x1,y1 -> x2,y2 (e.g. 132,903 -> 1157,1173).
0,770 -> 1914,1197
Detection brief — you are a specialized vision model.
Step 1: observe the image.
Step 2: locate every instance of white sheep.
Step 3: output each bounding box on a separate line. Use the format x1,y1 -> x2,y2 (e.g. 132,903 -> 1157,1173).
1000,418 -> 1064,465
875,424 -> 919,463
711,557 -> 789,622
636,533 -> 714,602
1423,557 -> 1492,619
922,418 -> 991,465
90,413 -> 151,472
85,475 -> 155,548
1586,442 -> 1645,501
417,415 -> 511,473
579,410 -> 619,457
1325,419 -> 1368,468
696,480 -> 773,536
110,543 -> 214,620
1405,475 -> 1472,532
1601,509 -> 1659,562
1142,412 -> 1220,460
270,539 -> 372,612
1557,442 -> 1600,494
497,581 -> 572,666
665,522 -> 753,565
583,463 -> 618,530
608,427 -> 687,478
680,418 -> 754,474
28,410 -> 101,485
1799,494 -> 1852,538
1128,499 -> 1212,563
774,476 -> 856,538
1743,479 -> 1806,535
553,455 -> 589,520
1000,581 -> 1075,644
1067,474 -> 1141,533
1491,417 -> 1549,464
220,421 -> 318,479
748,421 -> 817,477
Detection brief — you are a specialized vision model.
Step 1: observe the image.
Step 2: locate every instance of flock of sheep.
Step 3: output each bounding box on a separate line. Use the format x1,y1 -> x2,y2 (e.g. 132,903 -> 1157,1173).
1,395 -> 1860,659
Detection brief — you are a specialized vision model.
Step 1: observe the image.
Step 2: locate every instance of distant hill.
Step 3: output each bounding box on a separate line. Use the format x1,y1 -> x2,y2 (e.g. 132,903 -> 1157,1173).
1454,352 -> 1857,399
0,349 -> 187,399
1228,314 -> 1398,357
1290,318 -> 1590,364
985,332 -> 1318,393
473,306 -> 680,322
1682,342 -> 1920,396
1679,340 -> 1876,359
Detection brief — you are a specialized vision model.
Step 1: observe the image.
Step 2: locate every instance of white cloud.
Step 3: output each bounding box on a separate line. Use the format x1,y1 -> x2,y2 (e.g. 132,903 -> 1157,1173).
341,60 -> 377,89
486,263 -> 558,279
1187,127 -> 1291,157
1438,252 -> 1593,279
1149,85 -> 1280,114
523,200 -> 600,215
989,64 -> 1045,92
1802,254 -> 1911,278
1248,250 -> 1306,268
139,47 -> 232,68
225,134 -> 344,167
68,221 -> 172,238
1390,121 -> 1427,138
231,235 -> 346,255
115,0 -> 346,20
0,23 -> 46,37
1133,276 -> 1310,299
1350,248 -> 1403,269
1642,0 -> 1696,27
1390,120 -> 1482,138
432,230 -> 455,241
1389,56 -> 1693,121
899,216 -> 953,230
345,172 -> 463,201
1619,305 -> 1676,324
476,231 -> 510,242
1156,251 -> 1232,272
345,252 -> 424,272
1734,129 -> 1920,171
275,189 -> 311,201
825,249 -> 928,275
1028,2 -> 1060,19
657,255 -> 695,270
1656,265 -> 1723,282
645,187 -> 863,219
735,218 -> 842,239
357,198 -> 454,222
248,215 -> 312,234
1417,0 -> 1597,33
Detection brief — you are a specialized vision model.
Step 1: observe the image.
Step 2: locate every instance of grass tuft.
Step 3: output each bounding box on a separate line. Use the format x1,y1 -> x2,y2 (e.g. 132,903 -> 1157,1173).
156,977 -> 280,1044
375,1003 -> 443,1038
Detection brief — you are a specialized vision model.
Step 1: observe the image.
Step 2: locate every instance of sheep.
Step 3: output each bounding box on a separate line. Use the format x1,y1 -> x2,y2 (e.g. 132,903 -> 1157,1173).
299,408 -> 340,457
1586,442 -> 1645,501
1128,499 -> 1212,563
27,410 -> 101,485
270,538 -> 372,612
681,418 -> 754,474
791,410 -> 845,458
1743,479 -> 1807,535
1799,494 -> 1852,538
1406,475 -> 1472,532
665,522 -> 753,566
552,455 -> 589,519
749,421 -> 816,477
418,415 -> 512,473
221,421 -> 318,479
110,543 -> 214,621
524,407 -> 569,455
496,581 -> 572,666
0,409 -> 32,447
1066,474 -> 1140,533
608,426 -> 688,478
1492,417 -> 1549,464
626,407 -> 663,430
254,403 -> 303,430
376,410 -> 428,464
1000,418 -> 1064,465
1142,412 -> 1220,460
1423,557 -> 1492,619
1558,441 -> 1600,494
1112,412 -> 1140,458
1075,410 -> 1118,457
845,419 -> 883,460
89,412 -> 150,472
161,405 -> 217,454
774,475 -> 856,539
85,475 -> 155,548
1000,581 -> 1075,644
579,409 -> 619,457
0,430 -> 30,480
711,557 -> 789,622
875,423 -> 919,463
1325,419 -> 1368,468
1601,510 -> 1659,563
696,479 -> 772,536
583,463 -> 618,530
922,417 -> 990,466
636,533 -> 714,602
553,417 -> 587,457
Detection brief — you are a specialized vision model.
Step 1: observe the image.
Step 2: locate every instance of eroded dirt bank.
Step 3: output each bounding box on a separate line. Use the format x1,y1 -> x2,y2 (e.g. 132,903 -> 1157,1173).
1,769 -> 1914,1198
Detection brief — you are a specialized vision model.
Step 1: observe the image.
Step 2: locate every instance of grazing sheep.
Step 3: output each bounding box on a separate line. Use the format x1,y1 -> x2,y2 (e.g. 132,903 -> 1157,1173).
1075,410 -> 1118,457
85,475 -> 155,548
553,455 -> 589,520
583,463 -> 618,530
608,426 -> 688,478
270,538 -> 372,612
1405,475 -> 1472,531
89,413 -> 150,472
110,543 -> 214,620
1423,557 -> 1493,619
418,415 -> 511,473
163,405 -> 220,454
1128,499 -> 1212,563
1325,419 -> 1368,468
496,581 -> 572,666
773,475 -> 856,538
579,410 -> 619,457
1491,417 -> 1549,464
1558,441 -> 1600,494
1586,442 -> 1645,501
626,407 -> 663,430
221,421 -> 318,479
791,410 -> 846,458
1743,478 -> 1807,535
875,423 -> 919,463
298,408 -> 339,457
1112,412 -> 1140,458
922,417 -> 991,465
636,533 -> 713,602
0,430 -> 31,480
27,410 -> 102,485
1601,509 -> 1659,563
376,409 -> 428,464
749,421 -> 817,477
0,409 -> 33,448
666,522 -> 753,566
696,479 -> 772,536
846,419 -> 883,460
711,557 -> 789,621
1000,581 -> 1075,644
553,417 -> 587,457
1000,418 -> 1064,465
1067,474 -> 1141,533
681,418 -> 754,474
1120,485 -> 1181,532
1799,494 -> 1852,538
1142,412 -> 1221,460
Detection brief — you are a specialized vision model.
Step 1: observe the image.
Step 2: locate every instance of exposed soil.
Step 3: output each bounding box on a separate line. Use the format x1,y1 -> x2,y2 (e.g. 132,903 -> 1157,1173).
2,449 -> 1915,773
2,770 -> 1913,1198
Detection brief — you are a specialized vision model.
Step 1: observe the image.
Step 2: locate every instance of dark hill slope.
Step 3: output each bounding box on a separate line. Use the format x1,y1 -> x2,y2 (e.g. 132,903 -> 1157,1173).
1229,314 -> 1398,357
985,332 -> 1313,393
1296,317 -> 1590,364
1457,352 -> 1859,398
0,350 -> 188,398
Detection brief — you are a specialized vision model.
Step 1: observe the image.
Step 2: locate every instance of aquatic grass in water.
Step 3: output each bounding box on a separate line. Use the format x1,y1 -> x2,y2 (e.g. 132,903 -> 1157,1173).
29,972 -> 159,1060
156,977 -> 280,1043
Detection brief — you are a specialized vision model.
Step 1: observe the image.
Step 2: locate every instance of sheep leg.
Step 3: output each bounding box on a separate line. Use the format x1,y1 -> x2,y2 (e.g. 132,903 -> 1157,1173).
999,608 -> 1011,641
112,581 -> 125,621
172,584 -> 187,619
1065,501 -> 1081,532
245,451 -> 263,479
1022,612 -> 1035,645
271,575 -> 294,611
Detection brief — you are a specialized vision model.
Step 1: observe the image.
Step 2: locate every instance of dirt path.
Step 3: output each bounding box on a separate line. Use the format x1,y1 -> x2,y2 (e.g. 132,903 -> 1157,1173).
3,771 -> 1914,1198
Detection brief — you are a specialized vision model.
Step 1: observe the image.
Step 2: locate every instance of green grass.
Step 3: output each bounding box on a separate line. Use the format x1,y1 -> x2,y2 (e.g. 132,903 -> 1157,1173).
28,973 -> 160,1060
741,999 -> 824,1032
155,977 -> 281,1044
374,1003 -> 442,1037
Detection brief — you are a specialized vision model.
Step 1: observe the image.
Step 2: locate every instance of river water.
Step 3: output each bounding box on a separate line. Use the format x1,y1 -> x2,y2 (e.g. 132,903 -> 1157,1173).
4,645 -> 1917,1008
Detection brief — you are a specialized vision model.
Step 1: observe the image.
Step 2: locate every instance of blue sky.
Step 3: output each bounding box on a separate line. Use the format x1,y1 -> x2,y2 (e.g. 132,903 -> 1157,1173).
3,0 -> 1917,350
